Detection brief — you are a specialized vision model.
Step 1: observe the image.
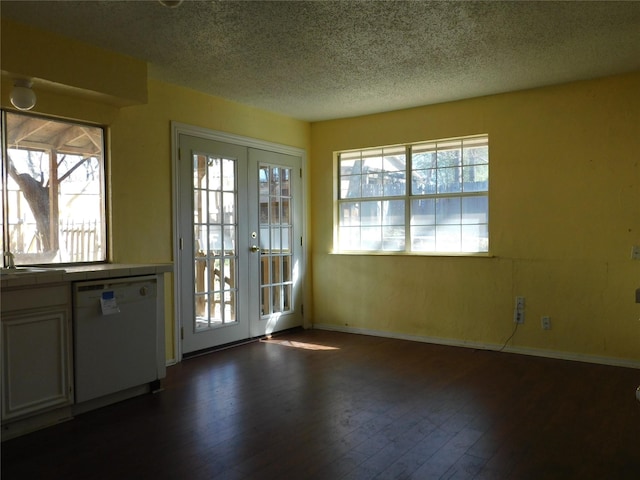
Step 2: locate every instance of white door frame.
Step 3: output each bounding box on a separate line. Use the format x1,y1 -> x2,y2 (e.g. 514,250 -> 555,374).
170,122 -> 308,362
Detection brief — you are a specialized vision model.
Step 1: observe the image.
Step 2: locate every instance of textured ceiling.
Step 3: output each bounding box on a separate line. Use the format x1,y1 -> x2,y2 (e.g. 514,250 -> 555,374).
1,0 -> 639,121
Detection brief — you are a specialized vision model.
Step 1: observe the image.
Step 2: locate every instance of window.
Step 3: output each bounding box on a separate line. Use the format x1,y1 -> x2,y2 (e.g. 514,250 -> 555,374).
1,111 -> 107,266
337,134 -> 488,254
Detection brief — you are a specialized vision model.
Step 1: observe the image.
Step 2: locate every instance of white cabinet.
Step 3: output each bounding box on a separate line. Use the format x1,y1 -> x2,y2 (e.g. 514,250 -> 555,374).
1,284 -> 73,425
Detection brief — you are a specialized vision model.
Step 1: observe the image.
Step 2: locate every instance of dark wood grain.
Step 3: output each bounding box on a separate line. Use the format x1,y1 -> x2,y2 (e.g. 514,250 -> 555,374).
2,329 -> 639,479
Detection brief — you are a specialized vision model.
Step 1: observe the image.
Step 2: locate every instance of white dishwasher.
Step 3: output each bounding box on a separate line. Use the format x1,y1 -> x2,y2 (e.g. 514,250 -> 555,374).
73,275 -> 161,404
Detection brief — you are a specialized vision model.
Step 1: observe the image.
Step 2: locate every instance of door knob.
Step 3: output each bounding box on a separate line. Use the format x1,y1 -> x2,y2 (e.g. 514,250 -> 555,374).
250,245 -> 261,253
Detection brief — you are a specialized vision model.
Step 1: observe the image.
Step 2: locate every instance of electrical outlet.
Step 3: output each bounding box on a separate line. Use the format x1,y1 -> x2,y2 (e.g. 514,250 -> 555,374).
513,296 -> 525,324
632,245 -> 640,260
541,316 -> 551,330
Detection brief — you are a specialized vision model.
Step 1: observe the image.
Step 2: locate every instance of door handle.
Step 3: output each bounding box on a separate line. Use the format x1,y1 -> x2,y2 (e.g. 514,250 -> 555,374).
250,245 -> 261,253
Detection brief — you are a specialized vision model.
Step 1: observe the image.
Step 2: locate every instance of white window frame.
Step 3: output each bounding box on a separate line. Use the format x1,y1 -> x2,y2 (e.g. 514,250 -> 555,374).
1,110 -> 108,266
335,134 -> 489,255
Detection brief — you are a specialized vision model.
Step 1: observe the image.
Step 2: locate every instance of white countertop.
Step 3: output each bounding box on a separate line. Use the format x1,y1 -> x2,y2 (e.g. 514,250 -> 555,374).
0,263 -> 173,289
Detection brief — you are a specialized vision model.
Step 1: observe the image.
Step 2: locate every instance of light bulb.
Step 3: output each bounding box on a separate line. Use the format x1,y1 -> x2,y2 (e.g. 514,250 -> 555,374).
10,80 -> 36,111
159,0 -> 183,7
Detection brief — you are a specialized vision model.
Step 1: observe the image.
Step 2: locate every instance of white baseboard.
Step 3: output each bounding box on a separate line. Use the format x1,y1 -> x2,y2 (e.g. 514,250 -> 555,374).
312,323 -> 640,370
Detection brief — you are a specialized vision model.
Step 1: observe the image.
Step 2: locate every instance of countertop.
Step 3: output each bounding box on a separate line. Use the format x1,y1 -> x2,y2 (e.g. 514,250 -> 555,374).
0,263 -> 173,289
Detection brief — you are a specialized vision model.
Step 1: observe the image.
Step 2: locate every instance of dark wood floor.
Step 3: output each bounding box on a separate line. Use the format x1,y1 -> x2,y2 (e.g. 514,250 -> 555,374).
2,329 -> 639,479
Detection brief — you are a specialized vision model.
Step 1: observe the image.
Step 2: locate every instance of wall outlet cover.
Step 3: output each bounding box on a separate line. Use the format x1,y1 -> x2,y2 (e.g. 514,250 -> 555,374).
541,316 -> 551,330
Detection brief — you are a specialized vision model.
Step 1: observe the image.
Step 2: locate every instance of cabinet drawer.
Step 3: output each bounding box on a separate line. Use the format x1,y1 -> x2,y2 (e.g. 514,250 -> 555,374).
1,284 -> 70,313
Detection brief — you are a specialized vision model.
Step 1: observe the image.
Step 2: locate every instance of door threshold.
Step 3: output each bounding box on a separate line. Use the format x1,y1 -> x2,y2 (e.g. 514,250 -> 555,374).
182,326 -> 305,360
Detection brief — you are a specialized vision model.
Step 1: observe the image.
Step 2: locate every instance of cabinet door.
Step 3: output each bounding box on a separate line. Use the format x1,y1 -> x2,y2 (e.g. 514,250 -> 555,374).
1,308 -> 73,421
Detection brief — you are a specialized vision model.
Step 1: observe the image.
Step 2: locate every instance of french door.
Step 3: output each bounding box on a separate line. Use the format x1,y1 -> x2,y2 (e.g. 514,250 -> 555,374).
247,148 -> 303,338
176,131 -> 303,356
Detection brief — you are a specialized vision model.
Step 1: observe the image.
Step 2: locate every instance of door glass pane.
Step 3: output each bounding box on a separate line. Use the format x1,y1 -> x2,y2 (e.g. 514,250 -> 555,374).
193,154 -> 238,331
259,166 -> 269,213
281,198 -> 291,224
261,287 -> 271,316
259,164 -> 294,318
272,257 -> 281,283
282,256 -> 291,283
270,167 -> 281,196
223,225 -> 236,254
271,198 -> 280,224
271,227 -> 282,253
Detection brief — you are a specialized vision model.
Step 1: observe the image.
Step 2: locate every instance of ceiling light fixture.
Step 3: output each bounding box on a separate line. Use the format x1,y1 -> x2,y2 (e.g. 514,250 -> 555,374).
159,0 -> 184,7
10,79 -> 36,111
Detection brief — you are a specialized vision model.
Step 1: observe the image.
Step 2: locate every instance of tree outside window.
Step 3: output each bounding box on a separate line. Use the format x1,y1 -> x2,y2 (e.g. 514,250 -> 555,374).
1,111 -> 106,266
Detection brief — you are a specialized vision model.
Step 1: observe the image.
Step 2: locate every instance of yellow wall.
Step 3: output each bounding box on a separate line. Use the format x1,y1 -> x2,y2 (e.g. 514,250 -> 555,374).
1,20 -> 311,361
1,19 -> 147,106
3,18 -> 639,366
109,81 -> 310,359
310,72 -> 640,365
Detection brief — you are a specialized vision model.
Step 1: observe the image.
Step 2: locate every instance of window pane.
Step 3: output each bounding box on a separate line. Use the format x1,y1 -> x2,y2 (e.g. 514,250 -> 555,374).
412,147 -> 436,169
3,112 -> 106,265
362,152 -> 382,172
383,171 -> 406,196
283,256 -> 291,282
260,226 -> 270,252
222,192 -> 235,223
270,228 -> 282,253
208,157 -> 222,190
382,226 -> 404,251
222,159 -> 235,190
462,196 -> 488,224
270,167 -> 281,196
340,157 -> 362,176
361,226 -> 382,249
341,175 -> 361,199
437,143 -> 462,167
270,198 -> 280,224
208,191 -> 221,224
339,226 -> 361,250
412,169 -> 437,195
360,201 -> 382,226
436,197 -> 461,225
383,149 -> 406,172
411,226 -> 435,252
362,173 -> 383,197
277,227 -> 291,253
436,225 -> 461,252
281,197 -> 291,224
383,200 -> 404,225
437,167 -> 462,194
463,165 -> 489,192
272,257 -> 281,283
340,202 -> 360,226
462,224 -> 489,252
411,198 -> 436,225
462,137 -> 489,165
208,225 -> 222,251
223,226 -> 235,254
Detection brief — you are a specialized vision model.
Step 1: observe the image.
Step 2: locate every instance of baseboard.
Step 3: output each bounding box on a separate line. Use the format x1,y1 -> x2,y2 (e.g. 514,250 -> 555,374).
312,323 -> 640,370
1,406 -> 73,442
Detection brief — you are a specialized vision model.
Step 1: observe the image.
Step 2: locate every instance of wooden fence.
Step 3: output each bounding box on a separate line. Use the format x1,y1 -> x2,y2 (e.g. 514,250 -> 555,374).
59,219 -> 101,262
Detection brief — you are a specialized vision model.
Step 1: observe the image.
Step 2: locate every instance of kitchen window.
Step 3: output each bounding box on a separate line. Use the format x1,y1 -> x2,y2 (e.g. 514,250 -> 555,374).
1,110 -> 107,266
337,134 -> 489,254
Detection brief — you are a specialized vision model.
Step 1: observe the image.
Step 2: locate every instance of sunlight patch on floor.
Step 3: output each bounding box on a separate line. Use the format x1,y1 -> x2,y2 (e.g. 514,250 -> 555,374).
261,338 -> 339,351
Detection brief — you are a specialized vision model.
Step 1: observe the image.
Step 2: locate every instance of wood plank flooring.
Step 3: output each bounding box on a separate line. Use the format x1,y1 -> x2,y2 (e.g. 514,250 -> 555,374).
2,329 -> 639,479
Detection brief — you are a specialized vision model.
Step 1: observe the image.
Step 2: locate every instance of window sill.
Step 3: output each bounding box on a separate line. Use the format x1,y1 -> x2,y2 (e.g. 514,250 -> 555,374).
329,250 -> 494,258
